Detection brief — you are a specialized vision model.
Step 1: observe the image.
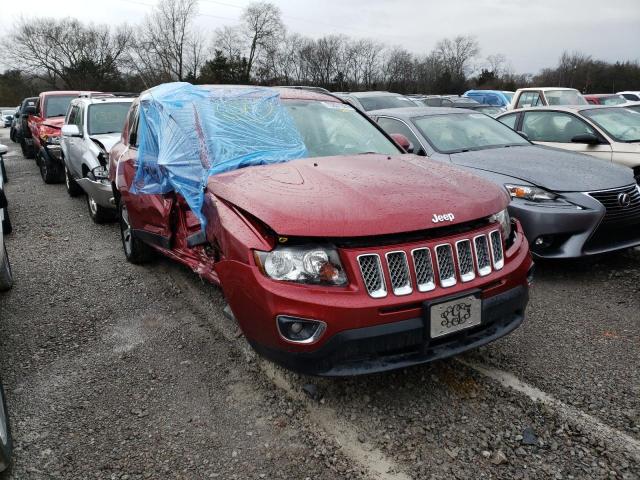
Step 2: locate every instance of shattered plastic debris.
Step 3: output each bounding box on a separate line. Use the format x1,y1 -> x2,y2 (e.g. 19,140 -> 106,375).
131,82 -> 307,226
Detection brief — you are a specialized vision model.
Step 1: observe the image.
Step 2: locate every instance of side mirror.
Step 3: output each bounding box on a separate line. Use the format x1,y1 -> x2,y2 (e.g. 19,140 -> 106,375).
390,133 -> 412,153
24,105 -> 36,115
517,131 -> 529,141
0,144 -> 7,156
62,124 -> 82,137
571,133 -> 600,145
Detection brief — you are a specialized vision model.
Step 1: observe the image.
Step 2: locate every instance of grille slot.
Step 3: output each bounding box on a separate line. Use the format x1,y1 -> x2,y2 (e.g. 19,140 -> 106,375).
474,235 -> 492,276
489,230 -> 504,270
357,254 -> 387,298
385,251 -> 412,295
435,244 -> 457,288
411,248 -> 435,292
589,185 -> 640,227
455,239 -> 475,282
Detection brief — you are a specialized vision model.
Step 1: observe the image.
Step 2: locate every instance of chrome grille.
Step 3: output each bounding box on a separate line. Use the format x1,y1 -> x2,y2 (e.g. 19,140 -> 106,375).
385,251 -> 412,295
474,235 -> 492,276
411,248 -> 435,292
435,244 -> 456,288
455,239 -> 475,282
357,254 -> 386,298
589,185 -> 640,226
490,230 -> 504,269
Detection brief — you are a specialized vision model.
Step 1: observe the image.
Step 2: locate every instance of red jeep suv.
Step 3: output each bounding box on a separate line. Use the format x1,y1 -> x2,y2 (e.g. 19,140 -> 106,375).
110,84 -> 533,376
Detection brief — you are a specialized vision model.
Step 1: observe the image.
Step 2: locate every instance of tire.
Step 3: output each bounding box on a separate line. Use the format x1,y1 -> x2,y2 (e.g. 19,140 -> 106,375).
20,139 -> 35,159
38,150 -> 64,184
119,200 -> 154,264
0,379 -> 13,472
0,159 -> 7,184
64,165 -> 83,197
0,244 -> 13,292
2,209 -> 11,235
87,192 -> 116,224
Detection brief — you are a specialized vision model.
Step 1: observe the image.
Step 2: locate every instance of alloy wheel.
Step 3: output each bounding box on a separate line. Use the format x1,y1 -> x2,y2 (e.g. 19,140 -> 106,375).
120,202 -> 133,256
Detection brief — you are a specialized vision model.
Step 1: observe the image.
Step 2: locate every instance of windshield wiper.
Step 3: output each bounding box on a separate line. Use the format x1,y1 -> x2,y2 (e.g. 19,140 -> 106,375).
624,139 -> 640,143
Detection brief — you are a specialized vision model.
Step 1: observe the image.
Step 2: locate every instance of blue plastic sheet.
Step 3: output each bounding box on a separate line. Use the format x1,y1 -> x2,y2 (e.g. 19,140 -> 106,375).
131,82 -> 307,226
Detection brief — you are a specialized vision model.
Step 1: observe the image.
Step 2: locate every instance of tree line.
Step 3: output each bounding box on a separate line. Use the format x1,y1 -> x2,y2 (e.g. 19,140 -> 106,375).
1,0 -> 639,105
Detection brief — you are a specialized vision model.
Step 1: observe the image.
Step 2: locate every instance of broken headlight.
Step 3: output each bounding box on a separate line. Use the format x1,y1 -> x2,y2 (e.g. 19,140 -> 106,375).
255,245 -> 347,285
88,165 -> 109,181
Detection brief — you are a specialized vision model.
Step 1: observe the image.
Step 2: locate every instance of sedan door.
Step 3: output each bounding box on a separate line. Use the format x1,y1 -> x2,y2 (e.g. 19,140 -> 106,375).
520,110 -> 612,161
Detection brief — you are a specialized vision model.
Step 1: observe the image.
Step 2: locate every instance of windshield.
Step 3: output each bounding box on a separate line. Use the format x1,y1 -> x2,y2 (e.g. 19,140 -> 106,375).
284,100 -> 400,157
545,90 -> 588,106
413,112 -> 530,153
599,95 -> 627,106
357,95 -> 417,111
581,107 -> 640,142
502,92 -> 514,102
88,102 -> 132,135
475,106 -> 504,116
45,95 -> 77,118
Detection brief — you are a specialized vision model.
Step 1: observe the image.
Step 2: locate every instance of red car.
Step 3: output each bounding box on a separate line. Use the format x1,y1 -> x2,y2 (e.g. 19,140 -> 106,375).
584,94 -> 627,106
26,91 -> 96,183
109,85 -> 533,376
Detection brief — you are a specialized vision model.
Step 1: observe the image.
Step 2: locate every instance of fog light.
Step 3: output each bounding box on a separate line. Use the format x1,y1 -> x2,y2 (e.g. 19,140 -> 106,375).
277,316 -> 326,344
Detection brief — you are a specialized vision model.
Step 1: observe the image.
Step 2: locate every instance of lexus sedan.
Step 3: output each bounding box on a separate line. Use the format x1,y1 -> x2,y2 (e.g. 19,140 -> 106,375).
497,105 -> 640,182
371,107 -> 640,258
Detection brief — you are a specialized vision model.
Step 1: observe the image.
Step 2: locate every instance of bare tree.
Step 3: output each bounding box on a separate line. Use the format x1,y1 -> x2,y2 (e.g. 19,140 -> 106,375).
131,0 -> 203,84
434,35 -> 480,79
241,2 -> 284,81
3,17 -> 133,89
213,25 -> 244,60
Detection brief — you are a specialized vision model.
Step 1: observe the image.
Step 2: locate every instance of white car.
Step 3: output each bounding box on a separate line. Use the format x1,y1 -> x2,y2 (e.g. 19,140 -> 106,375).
617,91 -> 640,102
61,93 -> 135,223
508,87 -> 588,110
497,105 -> 640,182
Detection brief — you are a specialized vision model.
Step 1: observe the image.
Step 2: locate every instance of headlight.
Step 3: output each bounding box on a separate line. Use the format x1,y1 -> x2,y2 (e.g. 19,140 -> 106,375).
255,245 -> 347,285
505,184 -> 558,202
489,208 -> 512,240
89,165 -> 109,181
41,134 -> 60,145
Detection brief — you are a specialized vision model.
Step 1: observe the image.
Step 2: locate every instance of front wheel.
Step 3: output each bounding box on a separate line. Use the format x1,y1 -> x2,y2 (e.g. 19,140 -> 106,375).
20,139 -> 34,159
87,192 -> 116,224
64,166 -> 83,197
38,151 -> 63,184
119,200 -> 154,264
0,379 -> 13,472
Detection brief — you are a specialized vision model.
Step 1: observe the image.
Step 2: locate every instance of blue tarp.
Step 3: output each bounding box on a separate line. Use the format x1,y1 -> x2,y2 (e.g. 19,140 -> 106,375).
131,82 -> 307,226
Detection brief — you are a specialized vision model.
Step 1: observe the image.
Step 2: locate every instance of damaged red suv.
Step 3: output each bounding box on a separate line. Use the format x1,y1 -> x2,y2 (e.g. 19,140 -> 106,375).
110,84 -> 533,376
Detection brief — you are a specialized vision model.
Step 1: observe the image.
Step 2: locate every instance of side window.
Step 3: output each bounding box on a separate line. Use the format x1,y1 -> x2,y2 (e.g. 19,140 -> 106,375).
67,105 -> 76,125
498,113 -> 518,130
532,93 -> 544,106
376,117 -> 422,152
622,93 -> 639,101
522,111 -> 596,143
72,106 -> 83,128
516,92 -> 532,108
127,104 -> 140,147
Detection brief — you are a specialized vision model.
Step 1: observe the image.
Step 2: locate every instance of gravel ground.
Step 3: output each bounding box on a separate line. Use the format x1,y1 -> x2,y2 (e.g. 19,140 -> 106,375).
0,127 -> 638,479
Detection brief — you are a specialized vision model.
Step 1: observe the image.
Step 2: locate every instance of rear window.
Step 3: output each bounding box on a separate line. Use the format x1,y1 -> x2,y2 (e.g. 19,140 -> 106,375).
45,95 -> 77,118
357,95 -> 417,111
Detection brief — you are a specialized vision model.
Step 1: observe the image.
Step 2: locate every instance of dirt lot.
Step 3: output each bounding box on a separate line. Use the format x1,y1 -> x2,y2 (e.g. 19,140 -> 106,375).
0,127 -> 639,480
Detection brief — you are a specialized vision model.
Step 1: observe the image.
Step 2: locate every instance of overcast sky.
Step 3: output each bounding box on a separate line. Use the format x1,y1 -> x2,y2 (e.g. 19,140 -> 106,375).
1,0 -> 638,74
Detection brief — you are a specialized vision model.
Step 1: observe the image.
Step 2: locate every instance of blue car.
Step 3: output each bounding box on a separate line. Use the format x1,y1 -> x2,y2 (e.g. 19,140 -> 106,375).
463,90 -> 513,108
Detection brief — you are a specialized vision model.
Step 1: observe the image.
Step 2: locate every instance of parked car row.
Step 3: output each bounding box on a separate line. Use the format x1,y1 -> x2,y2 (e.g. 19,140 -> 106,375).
6,82 -> 640,379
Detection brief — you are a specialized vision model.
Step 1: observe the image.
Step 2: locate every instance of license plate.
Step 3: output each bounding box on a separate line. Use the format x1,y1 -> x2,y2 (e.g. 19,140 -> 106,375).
430,295 -> 481,338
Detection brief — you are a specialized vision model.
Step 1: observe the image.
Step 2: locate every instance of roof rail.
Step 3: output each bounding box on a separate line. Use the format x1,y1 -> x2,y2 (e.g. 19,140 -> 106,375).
78,92 -> 139,99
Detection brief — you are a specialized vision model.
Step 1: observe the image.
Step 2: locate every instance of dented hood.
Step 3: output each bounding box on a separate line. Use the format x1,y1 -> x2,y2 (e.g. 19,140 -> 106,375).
90,133 -> 121,153
42,117 -> 64,131
208,154 -> 508,238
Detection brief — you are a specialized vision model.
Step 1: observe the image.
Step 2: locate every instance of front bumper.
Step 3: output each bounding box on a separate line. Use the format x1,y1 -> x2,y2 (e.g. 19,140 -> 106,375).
251,284 -> 528,376
510,193 -> 640,258
218,220 -> 532,376
76,178 -> 115,209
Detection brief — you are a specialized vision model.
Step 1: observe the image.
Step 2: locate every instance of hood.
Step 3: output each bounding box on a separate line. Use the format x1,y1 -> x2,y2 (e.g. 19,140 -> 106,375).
90,133 -> 121,153
449,145 -> 634,192
209,154 -> 508,238
42,117 -> 65,131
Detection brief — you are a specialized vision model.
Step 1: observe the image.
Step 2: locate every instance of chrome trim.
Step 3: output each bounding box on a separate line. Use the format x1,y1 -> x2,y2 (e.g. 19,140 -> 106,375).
276,315 -> 327,345
410,247 -> 435,292
455,239 -> 476,282
385,250 -> 412,296
489,229 -> 504,270
435,243 -> 457,288
473,234 -> 492,277
357,253 -> 387,298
